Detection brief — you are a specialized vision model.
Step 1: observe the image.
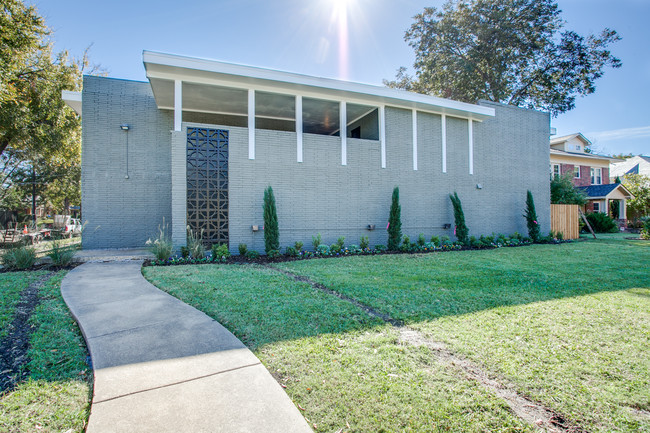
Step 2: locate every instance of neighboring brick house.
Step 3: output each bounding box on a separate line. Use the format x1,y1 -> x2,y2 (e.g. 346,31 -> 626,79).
63,51 -> 551,251
550,133 -> 631,219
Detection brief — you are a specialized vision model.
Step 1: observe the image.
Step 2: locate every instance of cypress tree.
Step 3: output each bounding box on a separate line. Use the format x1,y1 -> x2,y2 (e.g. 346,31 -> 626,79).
449,192 -> 469,245
524,190 -> 541,242
263,186 -> 279,254
387,187 -> 402,251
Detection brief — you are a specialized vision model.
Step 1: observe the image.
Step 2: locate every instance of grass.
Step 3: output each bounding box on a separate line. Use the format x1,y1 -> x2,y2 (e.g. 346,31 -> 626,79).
143,234 -> 650,432
0,272 -> 46,339
0,271 -> 91,433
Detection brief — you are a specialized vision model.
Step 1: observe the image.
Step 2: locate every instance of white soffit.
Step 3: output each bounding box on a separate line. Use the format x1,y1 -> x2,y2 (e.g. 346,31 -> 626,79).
62,90 -> 82,115
143,51 -> 495,121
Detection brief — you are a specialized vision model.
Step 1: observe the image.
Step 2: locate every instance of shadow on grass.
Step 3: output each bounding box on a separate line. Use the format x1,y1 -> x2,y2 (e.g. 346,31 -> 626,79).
142,235 -> 650,350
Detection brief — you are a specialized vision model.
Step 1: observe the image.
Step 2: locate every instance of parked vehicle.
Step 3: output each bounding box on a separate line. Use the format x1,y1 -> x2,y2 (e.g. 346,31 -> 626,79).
63,218 -> 82,238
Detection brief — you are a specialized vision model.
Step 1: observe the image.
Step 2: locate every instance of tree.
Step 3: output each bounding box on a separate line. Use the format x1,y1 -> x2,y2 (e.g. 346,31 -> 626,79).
0,0 -> 92,215
622,174 -> 650,220
449,192 -> 469,245
385,0 -> 621,116
387,187 -> 402,251
263,186 -> 279,254
524,190 -> 541,242
550,173 -> 587,205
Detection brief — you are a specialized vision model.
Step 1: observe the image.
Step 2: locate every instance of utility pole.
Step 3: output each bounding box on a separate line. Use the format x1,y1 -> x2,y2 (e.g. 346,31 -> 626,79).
32,166 -> 36,226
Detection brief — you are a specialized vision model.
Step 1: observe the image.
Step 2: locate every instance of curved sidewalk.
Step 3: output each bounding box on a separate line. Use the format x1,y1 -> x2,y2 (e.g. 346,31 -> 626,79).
61,260 -> 312,433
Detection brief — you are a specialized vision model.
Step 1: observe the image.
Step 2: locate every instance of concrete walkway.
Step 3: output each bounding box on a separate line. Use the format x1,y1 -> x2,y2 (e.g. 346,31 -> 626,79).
61,260 -> 312,433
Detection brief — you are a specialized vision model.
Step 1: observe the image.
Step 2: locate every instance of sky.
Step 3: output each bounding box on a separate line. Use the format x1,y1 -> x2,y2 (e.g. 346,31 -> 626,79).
31,0 -> 649,156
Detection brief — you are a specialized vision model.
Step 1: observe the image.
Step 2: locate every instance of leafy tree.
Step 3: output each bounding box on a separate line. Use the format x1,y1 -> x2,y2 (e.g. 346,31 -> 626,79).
622,174 -> 650,219
263,186 -> 279,254
0,1 -> 97,215
524,190 -> 541,242
449,192 -> 469,245
387,187 -> 402,251
550,172 -> 587,205
385,0 -> 621,116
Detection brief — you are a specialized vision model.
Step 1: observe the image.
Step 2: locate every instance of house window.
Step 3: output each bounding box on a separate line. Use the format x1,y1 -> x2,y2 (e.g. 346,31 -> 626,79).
593,202 -> 600,213
591,167 -> 602,185
575,144 -> 581,151
574,166 -> 580,178
550,164 -> 560,178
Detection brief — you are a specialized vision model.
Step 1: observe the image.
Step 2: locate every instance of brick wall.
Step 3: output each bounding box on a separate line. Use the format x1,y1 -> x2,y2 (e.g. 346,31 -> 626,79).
81,77 -> 172,249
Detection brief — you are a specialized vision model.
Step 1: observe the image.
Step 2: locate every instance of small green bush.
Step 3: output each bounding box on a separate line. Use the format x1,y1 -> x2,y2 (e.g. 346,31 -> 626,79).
263,186 -> 280,254
336,236 -> 345,249
285,246 -> 298,257
417,233 -> 426,247
585,212 -> 618,233
360,236 -> 369,250
238,243 -> 248,256
469,236 -> 480,249
348,244 -> 361,254
294,241 -> 304,252
1,245 -> 37,270
640,218 -> 650,240
330,243 -> 342,254
400,235 -> 411,252
47,240 -> 76,266
316,244 -> 330,255
449,192 -> 469,245
146,221 -> 173,261
186,227 -> 205,259
374,244 -> 387,252
180,246 -> 190,258
440,236 -> 451,246
245,250 -> 260,259
430,235 -> 440,247
211,244 -> 230,261
267,249 -> 281,259
312,233 -> 322,250
524,190 -> 541,242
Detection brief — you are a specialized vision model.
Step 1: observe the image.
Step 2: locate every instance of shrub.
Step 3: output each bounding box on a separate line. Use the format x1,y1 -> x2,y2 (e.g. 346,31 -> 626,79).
585,212 -> 618,233
495,233 -> 508,245
245,250 -> 260,260
312,233 -> 322,250
1,245 -> 37,270
416,233 -> 426,247
316,244 -> 330,255
430,235 -> 440,247
400,235 -> 411,252
47,240 -> 76,266
374,244 -> 387,252
263,186 -> 280,254
180,246 -> 190,258
285,246 -> 298,257
640,219 -> 650,240
449,192 -> 469,245
294,241 -> 303,252
360,236 -> 369,250
387,186 -> 402,251
336,236 -> 345,249
510,232 -> 523,241
440,235 -> 451,246
551,172 -> 588,205
469,236 -> 480,249
348,244 -> 361,254
186,227 -> 205,259
146,221 -> 173,261
524,190 -> 541,242
330,243 -> 342,254
238,243 -> 248,256
211,244 -> 230,262
267,249 -> 281,259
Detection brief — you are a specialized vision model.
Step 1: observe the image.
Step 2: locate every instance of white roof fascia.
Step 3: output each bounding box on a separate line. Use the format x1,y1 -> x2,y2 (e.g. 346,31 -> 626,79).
62,90 -> 82,115
143,51 -> 495,121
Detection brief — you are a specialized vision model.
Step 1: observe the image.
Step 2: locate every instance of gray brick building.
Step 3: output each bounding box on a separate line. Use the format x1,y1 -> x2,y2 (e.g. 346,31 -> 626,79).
66,51 -> 550,252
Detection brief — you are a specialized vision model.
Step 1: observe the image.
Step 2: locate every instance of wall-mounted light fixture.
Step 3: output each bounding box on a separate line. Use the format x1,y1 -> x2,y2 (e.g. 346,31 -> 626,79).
366,224 -> 376,230
476,183 -> 483,189
121,124 -> 130,179
443,223 -> 452,229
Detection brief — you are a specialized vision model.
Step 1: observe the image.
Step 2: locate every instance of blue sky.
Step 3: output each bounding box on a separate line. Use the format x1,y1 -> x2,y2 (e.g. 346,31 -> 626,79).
33,0 -> 649,156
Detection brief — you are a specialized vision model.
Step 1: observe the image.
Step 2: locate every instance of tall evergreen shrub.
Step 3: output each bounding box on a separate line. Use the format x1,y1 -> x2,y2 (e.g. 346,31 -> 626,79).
449,192 -> 469,245
263,186 -> 279,254
524,190 -> 541,242
387,187 -> 402,251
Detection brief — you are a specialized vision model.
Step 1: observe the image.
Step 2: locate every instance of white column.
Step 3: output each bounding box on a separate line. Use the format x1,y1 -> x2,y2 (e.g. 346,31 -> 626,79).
468,119 -> 474,175
621,200 -> 626,219
248,89 -> 255,160
379,105 -> 386,169
340,101 -> 347,166
296,95 -> 303,163
441,114 -> 447,173
174,80 -> 182,132
412,109 -> 418,171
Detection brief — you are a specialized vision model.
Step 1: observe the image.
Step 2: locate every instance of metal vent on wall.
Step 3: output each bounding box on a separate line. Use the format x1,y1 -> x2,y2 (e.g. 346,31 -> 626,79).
186,127 -> 229,246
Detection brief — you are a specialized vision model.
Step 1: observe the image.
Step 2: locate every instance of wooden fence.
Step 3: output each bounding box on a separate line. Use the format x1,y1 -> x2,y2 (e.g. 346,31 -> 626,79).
550,204 -> 579,239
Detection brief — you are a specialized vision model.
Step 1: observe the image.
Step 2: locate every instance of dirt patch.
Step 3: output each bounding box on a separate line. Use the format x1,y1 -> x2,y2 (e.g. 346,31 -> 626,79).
0,272 -> 52,393
270,265 -> 586,433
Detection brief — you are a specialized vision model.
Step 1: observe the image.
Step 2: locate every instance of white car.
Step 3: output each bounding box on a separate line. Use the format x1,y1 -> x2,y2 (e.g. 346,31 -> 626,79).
63,218 -> 82,237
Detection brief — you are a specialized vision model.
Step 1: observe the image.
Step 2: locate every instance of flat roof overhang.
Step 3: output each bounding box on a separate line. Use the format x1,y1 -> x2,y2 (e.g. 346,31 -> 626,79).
143,50 -> 495,122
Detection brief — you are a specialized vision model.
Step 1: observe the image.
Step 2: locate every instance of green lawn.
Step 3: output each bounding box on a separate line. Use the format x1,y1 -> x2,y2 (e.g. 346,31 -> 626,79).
0,271 -> 91,433
0,272 -> 46,339
144,234 -> 650,432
